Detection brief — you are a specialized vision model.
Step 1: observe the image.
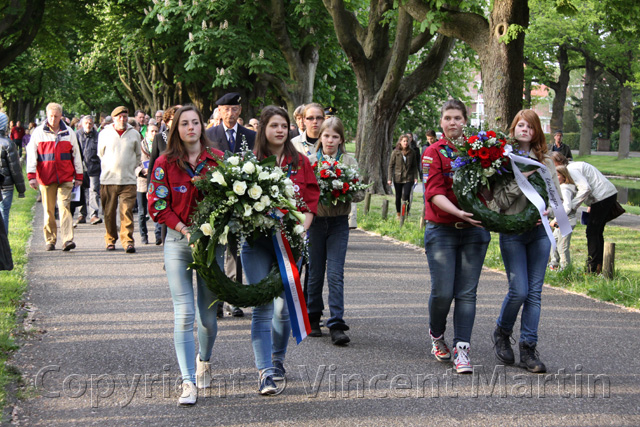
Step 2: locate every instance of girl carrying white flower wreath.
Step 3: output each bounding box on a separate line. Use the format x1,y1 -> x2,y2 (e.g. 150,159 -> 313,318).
241,106 -> 319,395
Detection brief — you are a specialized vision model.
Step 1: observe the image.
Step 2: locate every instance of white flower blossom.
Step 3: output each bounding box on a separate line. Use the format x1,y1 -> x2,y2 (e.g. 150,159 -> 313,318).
283,178 -> 293,186
242,162 -> 256,174
247,184 -> 263,200
211,171 -> 227,186
294,224 -> 305,235
243,204 -> 252,217
219,225 -> 229,245
260,195 -> 271,206
200,223 -> 213,236
270,185 -> 279,197
232,181 -> 247,195
285,185 -> 295,198
228,156 -> 240,166
253,201 -> 265,212
332,180 -> 343,190
255,164 -> 263,173
258,171 -> 270,181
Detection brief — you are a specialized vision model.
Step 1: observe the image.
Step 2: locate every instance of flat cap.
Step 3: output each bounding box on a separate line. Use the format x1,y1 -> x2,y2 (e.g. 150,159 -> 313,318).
216,92 -> 242,106
111,106 -> 129,117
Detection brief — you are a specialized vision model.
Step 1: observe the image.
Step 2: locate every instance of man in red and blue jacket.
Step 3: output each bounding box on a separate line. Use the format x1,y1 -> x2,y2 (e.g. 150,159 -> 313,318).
27,102 -> 83,251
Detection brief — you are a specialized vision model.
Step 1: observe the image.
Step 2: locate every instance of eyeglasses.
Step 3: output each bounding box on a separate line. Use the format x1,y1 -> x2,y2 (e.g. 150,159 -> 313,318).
305,116 -> 324,122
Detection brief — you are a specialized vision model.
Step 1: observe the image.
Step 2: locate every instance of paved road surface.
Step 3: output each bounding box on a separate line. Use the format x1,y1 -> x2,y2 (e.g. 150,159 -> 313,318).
10,208 -> 640,426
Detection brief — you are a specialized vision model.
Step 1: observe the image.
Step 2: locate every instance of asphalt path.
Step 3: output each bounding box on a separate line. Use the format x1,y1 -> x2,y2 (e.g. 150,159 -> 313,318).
10,206 -> 640,426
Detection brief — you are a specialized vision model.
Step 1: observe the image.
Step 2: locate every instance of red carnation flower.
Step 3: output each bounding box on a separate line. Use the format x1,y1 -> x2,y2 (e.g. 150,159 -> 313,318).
320,170 -> 330,179
480,159 -> 491,168
500,139 -> 507,148
487,130 -> 496,138
342,182 -> 350,193
478,147 -> 490,159
322,161 -> 330,166
468,135 -> 479,144
468,148 -> 478,157
335,168 -> 342,177
332,189 -> 341,198
312,162 -> 318,168
489,146 -> 501,161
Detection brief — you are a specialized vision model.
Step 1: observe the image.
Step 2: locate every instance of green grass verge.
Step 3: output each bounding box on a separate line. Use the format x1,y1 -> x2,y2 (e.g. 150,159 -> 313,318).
573,155 -> 640,178
0,186 -> 36,412
358,194 -> 640,310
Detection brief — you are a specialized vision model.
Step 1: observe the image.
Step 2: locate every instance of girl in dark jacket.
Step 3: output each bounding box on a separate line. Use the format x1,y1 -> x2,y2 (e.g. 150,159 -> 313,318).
387,134 -> 417,218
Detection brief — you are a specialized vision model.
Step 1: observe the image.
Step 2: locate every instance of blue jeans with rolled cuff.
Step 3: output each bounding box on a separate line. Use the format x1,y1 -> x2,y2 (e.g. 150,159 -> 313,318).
497,225 -> 550,344
164,228 -> 225,382
425,222 -> 491,345
241,235 -> 291,376
306,215 -> 350,330
0,188 -> 13,234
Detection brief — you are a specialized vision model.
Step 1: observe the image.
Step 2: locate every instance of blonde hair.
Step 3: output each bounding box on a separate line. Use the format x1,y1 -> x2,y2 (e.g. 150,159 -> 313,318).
555,165 -> 575,185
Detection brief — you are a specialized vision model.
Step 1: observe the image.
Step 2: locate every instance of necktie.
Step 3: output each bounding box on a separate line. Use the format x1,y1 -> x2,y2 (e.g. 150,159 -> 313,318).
227,129 -> 236,152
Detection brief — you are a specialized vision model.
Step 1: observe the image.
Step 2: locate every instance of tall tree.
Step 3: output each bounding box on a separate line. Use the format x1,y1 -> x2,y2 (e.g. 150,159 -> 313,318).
0,0 -> 46,71
322,0 -> 455,193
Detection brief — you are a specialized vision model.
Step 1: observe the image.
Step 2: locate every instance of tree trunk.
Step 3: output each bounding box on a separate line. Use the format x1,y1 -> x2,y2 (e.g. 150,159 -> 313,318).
618,84 -> 632,159
579,58 -> 598,155
548,46 -> 571,133
523,79 -> 532,109
355,94 -> 403,193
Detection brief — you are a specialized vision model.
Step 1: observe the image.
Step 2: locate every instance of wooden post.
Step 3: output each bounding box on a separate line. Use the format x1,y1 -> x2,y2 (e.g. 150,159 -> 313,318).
381,199 -> 389,219
602,242 -> 615,279
364,193 -> 372,215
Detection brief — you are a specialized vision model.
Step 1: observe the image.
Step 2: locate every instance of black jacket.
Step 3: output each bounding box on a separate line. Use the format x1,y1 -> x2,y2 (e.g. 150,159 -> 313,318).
205,123 -> 255,153
0,133 -> 25,194
77,129 -> 100,177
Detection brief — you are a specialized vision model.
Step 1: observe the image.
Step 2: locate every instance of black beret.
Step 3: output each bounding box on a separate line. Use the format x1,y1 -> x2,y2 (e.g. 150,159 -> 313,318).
216,92 -> 242,106
324,106 -> 337,116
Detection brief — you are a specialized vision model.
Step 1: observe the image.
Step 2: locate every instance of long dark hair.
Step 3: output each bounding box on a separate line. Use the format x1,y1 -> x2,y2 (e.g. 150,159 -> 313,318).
164,105 -> 210,170
254,106 -> 299,167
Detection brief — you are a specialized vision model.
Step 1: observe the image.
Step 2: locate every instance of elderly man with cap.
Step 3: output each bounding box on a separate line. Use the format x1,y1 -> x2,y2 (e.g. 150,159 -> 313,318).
98,106 -> 141,253
27,103 -> 84,251
205,93 -> 256,317
205,92 -> 255,153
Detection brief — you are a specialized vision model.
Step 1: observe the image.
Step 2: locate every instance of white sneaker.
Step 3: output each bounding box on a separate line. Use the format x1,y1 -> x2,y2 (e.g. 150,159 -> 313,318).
178,380 -> 197,405
196,355 -> 212,389
453,342 -> 473,374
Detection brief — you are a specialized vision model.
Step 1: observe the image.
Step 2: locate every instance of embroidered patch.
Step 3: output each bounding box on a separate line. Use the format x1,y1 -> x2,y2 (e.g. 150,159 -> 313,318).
148,183 -> 155,195
173,185 -> 188,193
154,167 -> 165,180
293,184 -> 300,193
154,199 -> 167,211
439,148 -> 449,158
155,185 -> 169,199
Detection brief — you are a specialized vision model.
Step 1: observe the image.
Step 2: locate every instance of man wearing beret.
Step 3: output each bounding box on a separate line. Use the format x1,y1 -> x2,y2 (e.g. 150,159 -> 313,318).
98,106 -> 141,253
205,93 -> 256,317
27,102 -> 84,251
205,92 -> 255,153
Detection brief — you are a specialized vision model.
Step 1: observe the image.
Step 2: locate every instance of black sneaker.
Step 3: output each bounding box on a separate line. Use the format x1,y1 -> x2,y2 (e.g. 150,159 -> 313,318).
330,329 -> 350,346
492,326 -> 515,365
62,241 -> 76,252
258,373 -> 277,395
309,321 -> 322,337
232,307 -> 244,317
519,342 -> 546,373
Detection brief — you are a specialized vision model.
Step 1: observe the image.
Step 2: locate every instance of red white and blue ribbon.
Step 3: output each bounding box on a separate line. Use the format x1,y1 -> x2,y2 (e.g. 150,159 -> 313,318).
272,231 -> 311,344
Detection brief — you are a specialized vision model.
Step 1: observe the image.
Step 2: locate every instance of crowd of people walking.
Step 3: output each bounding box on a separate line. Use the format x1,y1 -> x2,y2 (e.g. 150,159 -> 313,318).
1,94 -> 624,406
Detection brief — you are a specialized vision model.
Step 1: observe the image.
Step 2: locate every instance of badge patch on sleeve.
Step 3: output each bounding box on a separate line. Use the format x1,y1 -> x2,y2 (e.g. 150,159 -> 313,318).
155,185 -> 169,199
154,167 -> 165,180
148,183 -> 155,195
154,200 -> 167,211
173,185 -> 188,193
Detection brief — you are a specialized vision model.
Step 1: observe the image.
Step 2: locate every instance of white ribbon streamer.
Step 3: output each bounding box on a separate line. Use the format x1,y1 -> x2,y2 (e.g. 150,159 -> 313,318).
503,145 -> 572,250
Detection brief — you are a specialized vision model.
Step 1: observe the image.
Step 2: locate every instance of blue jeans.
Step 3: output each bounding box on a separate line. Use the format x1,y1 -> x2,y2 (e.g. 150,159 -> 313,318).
306,215 -> 349,329
425,223 -> 490,345
497,225 -> 550,344
136,192 -> 148,239
164,228 -> 225,382
241,235 -> 290,375
0,188 -> 13,234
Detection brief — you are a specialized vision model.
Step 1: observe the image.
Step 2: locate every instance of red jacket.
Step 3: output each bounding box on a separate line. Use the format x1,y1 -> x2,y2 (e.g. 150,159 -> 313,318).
26,121 -> 83,185
10,126 -> 25,141
148,148 -> 224,230
422,139 -> 460,223
277,153 -> 320,215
